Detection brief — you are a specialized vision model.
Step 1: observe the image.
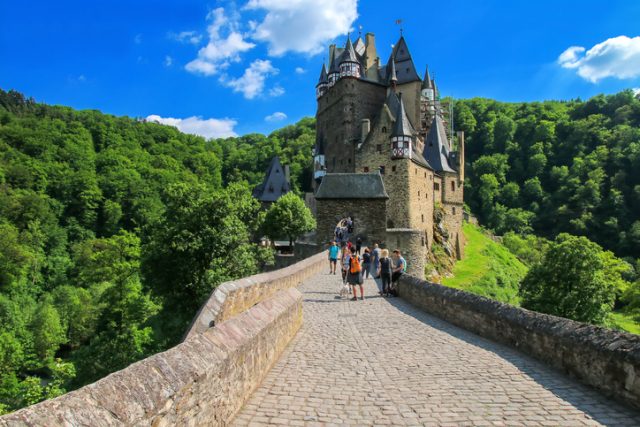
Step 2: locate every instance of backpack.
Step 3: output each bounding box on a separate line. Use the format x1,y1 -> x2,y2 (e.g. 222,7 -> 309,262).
350,256 -> 362,274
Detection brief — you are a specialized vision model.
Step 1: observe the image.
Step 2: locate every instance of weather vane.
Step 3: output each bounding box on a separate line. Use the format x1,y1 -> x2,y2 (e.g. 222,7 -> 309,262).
358,25 -> 363,37
395,19 -> 403,35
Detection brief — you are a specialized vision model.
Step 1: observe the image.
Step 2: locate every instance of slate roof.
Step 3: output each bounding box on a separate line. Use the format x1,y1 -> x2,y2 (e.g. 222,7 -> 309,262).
252,156 -> 291,202
422,66 -> 433,90
339,37 -> 359,64
392,94 -> 414,137
388,59 -> 398,85
423,115 -> 455,173
315,173 -> 389,199
385,36 -> 421,84
317,63 -> 328,85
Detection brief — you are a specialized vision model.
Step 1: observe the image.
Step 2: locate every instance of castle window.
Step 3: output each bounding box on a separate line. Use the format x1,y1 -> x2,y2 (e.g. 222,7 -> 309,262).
382,126 -> 387,133
451,181 -> 455,192
418,191 -> 420,197
421,214 -> 424,223
424,172 -> 427,178
421,237 -> 425,247
364,167 -> 369,172
434,183 -> 440,191
379,166 -> 385,175
348,158 -> 351,164
453,207 -> 456,215
376,144 -> 382,153
392,165 -> 396,172
415,168 -> 417,175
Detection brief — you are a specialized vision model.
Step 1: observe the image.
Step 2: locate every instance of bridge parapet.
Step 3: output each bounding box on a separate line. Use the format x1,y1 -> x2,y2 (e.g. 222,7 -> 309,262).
398,275 -> 640,410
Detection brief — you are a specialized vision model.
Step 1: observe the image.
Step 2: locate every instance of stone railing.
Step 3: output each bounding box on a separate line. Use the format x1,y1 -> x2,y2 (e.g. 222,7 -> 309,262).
184,250 -> 326,340
398,275 -> 640,409
0,251 -> 327,426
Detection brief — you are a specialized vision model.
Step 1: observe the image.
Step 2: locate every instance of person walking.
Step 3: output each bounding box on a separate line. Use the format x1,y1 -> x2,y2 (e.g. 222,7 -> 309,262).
341,247 -> 351,284
371,243 -> 382,293
377,249 -> 393,297
355,237 -> 362,255
328,240 -> 340,274
361,248 -> 371,279
347,247 -> 364,300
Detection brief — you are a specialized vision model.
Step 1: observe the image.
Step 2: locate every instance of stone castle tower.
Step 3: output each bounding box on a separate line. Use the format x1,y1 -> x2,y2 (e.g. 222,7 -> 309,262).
312,32 -> 465,279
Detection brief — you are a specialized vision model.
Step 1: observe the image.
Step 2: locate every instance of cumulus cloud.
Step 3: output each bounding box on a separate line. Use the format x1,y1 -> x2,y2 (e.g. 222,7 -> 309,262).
269,85 -> 285,97
558,36 -> 640,82
634,88 -> 640,97
220,59 -> 279,99
146,115 -> 238,138
245,0 -> 358,56
170,30 -> 203,45
164,56 -> 173,67
185,8 -> 255,76
295,67 -> 306,74
265,111 -> 287,122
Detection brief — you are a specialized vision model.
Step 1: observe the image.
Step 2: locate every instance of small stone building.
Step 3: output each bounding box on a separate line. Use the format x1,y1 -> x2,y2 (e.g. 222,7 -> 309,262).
311,31 -> 465,279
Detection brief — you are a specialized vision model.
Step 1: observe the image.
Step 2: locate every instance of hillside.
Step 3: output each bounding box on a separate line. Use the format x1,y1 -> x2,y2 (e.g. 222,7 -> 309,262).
441,223 -> 527,305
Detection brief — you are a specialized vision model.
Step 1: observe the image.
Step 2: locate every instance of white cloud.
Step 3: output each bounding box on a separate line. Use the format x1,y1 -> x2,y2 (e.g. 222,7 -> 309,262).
170,30 -> 203,45
220,59 -> 278,99
146,115 -> 238,138
265,111 -> 287,122
164,56 -> 173,67
558,36 -> 640,82
269,85 -> 285,97
185,7 -> 255,76
295,67 -> 306,74
633,88 -> 640,97
245,0 -> 358,56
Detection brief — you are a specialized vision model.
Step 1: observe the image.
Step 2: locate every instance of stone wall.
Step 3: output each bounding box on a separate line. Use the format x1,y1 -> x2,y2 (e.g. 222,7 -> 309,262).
185,250 -> 326,339
0,288 -> 304,426
398,276 -> 640,409
385,228 -> 426,279
315,198 -> 387,246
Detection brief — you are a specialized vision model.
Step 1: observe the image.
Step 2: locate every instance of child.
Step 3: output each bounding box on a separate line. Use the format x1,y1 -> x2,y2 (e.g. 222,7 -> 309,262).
341,248 -> 351,284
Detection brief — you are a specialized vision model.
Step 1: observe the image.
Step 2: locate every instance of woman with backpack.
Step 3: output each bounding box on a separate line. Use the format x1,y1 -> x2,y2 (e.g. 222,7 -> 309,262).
377,249 -> 393,297
347,247 -> 364,300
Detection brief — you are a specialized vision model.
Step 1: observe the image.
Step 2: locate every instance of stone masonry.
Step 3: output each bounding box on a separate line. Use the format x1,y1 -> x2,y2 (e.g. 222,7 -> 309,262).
234,272 -> 640,426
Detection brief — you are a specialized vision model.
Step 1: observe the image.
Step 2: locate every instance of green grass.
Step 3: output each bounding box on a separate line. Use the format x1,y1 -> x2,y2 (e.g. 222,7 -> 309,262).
442,222 -> 528,305
607,309 -> 640,335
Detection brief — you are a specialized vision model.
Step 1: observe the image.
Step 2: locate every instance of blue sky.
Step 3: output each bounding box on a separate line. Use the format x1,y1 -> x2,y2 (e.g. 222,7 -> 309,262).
1,0 -> 640,137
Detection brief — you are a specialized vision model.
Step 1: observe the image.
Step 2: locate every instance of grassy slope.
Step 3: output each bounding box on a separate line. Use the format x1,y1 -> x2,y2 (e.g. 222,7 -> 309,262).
442,222 -> 640,335
442,222 -> 527,305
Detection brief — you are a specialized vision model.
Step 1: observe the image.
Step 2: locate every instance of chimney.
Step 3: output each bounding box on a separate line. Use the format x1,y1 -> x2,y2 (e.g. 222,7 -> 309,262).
457,131 -> 465,183
329,44 -> 336,65
364,33 -> 378,72
361,119 -> 370,143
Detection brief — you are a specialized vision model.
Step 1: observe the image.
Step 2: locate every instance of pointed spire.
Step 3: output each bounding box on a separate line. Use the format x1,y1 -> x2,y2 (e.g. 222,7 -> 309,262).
432,79 -> 439,98
317,63 -> 328,85
422,65 -> 433,89
392,93 -> 413,138
340,36 -> 358,64
388,59 -> 398,87
423,115 -> 455,173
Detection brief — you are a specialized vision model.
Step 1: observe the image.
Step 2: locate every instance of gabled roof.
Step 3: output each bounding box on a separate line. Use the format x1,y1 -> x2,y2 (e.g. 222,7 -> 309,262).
385,91 -> 401,117
386,36 -> 421,84
315,173 -> 389,199
423,115 -> 455,173
422,66 -> 433,90
391,93 -> 414,137
252,156 -> 291,202
317,63 -> 328,86
354,37 -> 366,56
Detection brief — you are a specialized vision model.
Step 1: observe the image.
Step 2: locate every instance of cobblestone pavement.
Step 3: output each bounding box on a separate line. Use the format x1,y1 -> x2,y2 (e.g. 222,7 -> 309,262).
233,272 -> 640,426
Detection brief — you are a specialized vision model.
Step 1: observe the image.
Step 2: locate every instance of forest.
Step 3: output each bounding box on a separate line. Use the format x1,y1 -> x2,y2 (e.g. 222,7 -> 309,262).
1,87 -> 639,413
0,89 -> 314,413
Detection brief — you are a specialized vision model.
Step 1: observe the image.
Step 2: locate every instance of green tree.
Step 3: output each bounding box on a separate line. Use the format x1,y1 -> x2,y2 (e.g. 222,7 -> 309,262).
519,234 -> 625,324
263,193 -> 316,246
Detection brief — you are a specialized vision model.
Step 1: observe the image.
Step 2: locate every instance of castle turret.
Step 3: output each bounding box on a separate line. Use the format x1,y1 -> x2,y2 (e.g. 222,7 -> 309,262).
338,36 -> 361,79
421,66 -> 434,102
316,63 -> 328,99
391,93 -> 414,159
328,47 -> 339,87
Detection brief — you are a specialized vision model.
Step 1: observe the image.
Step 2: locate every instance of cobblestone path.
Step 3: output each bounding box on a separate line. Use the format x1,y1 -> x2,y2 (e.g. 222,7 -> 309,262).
233,272 -> 639,426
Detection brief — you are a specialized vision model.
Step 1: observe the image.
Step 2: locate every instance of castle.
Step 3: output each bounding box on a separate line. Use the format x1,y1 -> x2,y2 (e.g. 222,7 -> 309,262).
311,32 -> 465,278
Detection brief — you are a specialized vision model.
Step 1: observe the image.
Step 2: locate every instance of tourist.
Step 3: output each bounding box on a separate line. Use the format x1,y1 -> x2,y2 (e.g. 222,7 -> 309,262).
361,248 -> 371,279
328,240 -> 339,274
347,247 -> 364,300
391,249 -> 406,294
371,243 -> 382,291
377,249 -> 392,297
356,237 -> 362,255
341,247 -> 351,284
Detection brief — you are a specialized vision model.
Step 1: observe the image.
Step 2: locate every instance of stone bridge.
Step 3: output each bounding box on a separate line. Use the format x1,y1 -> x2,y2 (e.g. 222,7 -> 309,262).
2,252 -> 640,426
